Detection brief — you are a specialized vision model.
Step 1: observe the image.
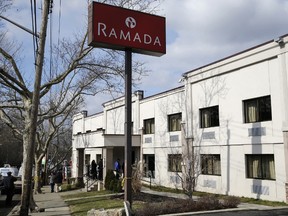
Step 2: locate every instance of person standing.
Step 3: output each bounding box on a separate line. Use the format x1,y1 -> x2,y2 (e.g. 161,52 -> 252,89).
98,159 -> 103,180
114,159 -> 121,179
55,169 -> 63,192
0,171 -> 17,206
49,172 -> 55,193
91,160 -> 97,180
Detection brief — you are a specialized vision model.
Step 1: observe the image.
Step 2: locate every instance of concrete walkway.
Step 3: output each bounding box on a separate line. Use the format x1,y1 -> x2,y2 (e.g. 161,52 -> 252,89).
8,186 -> 86,216
6,185 -> 288,216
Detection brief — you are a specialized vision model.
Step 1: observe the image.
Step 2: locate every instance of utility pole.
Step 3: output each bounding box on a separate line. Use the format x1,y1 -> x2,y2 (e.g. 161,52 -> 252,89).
18,1 -> 50,215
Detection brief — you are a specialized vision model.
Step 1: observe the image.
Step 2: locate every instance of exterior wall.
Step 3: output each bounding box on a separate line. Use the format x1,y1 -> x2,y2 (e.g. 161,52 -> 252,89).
71,91 -> 143,180
187,38 -> 288,201
71,34 -> 288,202
140,88 -> 184,188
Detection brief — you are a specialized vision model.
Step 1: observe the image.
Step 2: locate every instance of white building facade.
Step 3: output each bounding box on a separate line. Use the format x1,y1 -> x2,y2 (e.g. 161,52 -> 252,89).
72,34 -> 288,202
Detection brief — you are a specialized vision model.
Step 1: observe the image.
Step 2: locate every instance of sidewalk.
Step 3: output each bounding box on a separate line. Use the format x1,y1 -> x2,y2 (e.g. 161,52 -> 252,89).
8,186 -> 86,216
7,185 -> 288,216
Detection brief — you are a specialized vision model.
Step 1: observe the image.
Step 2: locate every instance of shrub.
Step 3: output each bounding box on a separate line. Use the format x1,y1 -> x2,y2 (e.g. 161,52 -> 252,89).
196,195 -> 222,210
75,177 -> 85,188
75,181 -> 85,188
222,196 -> 241,208
132,177 -> 142,193
113,180 -> 122,192
105,169 -> 116,189
66,184 -> 72,190
132,162 -> 142,193
105,169 -> 122,192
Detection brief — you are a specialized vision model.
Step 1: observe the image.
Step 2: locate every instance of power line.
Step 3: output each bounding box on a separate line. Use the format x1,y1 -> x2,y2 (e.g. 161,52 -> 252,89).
30,0 -> 36,66
33,0 -> 38,50
57,0 -> 62,50
49,3 -> 53,80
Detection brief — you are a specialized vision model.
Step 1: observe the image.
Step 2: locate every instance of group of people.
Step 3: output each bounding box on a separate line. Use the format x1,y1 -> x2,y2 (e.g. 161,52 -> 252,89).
49,169 -> 63,193
90,159 -> 103,180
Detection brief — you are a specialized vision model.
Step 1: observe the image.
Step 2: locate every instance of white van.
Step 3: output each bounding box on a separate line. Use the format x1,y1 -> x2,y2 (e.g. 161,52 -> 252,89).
0,165 -> 19,177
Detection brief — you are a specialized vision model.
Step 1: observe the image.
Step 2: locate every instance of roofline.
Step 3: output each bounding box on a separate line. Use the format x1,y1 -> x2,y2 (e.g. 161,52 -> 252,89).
142,85 -> 184,101
182,33 -> 288,76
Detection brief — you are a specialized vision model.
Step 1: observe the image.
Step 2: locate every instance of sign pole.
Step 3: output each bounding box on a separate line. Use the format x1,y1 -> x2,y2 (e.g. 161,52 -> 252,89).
124,48 -> 132,207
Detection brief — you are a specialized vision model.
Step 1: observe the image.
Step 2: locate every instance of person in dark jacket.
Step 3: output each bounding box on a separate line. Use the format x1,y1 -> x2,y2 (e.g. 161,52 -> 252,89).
98,159 -> 103,180
0,171 -> 17,206
54,170 -> 63,192
91,160 -> 97,180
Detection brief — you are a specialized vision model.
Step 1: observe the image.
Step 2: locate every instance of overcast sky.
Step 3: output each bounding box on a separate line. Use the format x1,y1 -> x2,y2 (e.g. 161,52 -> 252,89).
2,0 -> 288,114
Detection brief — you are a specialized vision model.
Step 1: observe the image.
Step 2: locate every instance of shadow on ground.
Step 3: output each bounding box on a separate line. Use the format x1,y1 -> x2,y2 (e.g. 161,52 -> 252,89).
0,200 -> 19,215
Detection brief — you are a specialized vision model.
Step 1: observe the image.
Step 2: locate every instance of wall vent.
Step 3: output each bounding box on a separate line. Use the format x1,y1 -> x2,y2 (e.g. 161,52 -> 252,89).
251,185 -> 269,195
203,180 -> 216,188
144,137 -> 152,143
170,135 -> 179,142
248,127 -> 266,136
202,132 -> 215,139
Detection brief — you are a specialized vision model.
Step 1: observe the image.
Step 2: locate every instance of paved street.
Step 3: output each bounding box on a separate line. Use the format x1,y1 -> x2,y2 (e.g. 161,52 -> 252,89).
0,193 -> 20,216
182,208 -> 288,216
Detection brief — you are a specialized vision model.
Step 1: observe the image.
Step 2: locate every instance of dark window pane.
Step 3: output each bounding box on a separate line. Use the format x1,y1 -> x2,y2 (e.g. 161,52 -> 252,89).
246,154 -> 275,180
168,154 -> 182,172
168,113 -> 182,131
244,96 -> 272,123
201,154 -> 221,176
200,106 -> 219,128
144,118 -> 155,134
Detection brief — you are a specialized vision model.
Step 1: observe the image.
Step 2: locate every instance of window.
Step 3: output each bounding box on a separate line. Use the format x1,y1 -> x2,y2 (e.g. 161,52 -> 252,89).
168,113 -> 182,131
201,154 -> 221,175
168,154 -> 182,172
85,154 -> 91,166
143,154 -> 155,178
244,96 -> 272,123
246,154 -> 275,180
200,106 -> 219,128
144,118 -> 155,134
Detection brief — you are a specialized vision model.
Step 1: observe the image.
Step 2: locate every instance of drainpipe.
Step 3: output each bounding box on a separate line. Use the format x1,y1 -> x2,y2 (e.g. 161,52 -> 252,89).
277,38 -> 288,202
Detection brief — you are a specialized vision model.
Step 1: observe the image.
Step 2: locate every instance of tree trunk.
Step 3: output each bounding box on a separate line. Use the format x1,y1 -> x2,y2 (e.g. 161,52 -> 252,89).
34,158 -> 43,194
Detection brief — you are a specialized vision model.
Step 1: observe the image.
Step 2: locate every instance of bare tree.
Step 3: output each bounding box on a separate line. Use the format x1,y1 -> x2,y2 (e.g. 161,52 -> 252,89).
0,0 -> 162,215
33,100 -> 80,194
0,119 -> 22,166
0,0 -> 12,15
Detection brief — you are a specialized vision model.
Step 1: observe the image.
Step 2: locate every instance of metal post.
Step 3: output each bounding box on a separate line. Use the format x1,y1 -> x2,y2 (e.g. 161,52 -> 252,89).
124,49 -> 132,207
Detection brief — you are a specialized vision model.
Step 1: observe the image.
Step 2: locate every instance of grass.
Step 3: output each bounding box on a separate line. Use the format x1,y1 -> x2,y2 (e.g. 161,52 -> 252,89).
65,195 -> 124,216
61,189 -> 112,200
142,183 -> 183,194
61,183 -> 288,215
239,197 -> 288,207
62,190 -> 124,216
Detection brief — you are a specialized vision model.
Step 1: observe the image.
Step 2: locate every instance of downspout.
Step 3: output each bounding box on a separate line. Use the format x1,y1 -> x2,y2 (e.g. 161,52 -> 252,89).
277,38 -> 288,202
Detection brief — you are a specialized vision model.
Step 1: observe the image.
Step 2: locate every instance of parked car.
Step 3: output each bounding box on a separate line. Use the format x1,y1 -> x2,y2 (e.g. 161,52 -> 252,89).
0,165 -> 19,177
0,164 -> 21,194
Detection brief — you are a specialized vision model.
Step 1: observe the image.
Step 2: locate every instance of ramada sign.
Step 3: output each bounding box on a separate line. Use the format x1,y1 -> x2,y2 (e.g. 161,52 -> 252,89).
88,2 -> 166,57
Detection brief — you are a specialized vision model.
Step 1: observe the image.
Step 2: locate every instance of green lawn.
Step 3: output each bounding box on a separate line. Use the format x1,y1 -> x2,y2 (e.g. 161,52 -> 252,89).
69,199 -> 123,216
61,190 -> 112,200
63,193 -> 124,216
